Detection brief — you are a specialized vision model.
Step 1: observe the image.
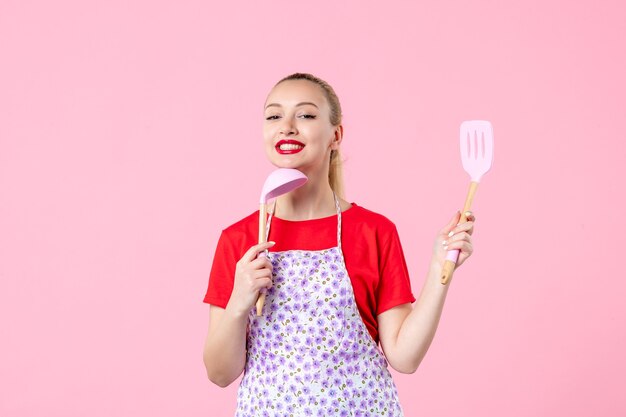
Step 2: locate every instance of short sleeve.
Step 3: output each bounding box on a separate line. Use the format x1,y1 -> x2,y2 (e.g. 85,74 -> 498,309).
376,224 -> 416,315
203,230 -> 238,307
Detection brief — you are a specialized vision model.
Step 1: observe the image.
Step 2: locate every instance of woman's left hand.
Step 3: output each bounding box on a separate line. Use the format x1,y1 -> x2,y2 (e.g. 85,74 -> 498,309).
432,210 -> 476,269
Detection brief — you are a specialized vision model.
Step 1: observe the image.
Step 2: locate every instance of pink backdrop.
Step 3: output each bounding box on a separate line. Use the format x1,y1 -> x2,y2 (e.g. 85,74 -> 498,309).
1,0 -> 624,415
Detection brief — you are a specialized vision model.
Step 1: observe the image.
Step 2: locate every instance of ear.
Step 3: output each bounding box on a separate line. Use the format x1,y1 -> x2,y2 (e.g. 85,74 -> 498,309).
330,125 -> 344,150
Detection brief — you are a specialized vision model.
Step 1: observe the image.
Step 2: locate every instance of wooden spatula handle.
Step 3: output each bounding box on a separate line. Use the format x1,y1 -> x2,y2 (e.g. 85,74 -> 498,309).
441,181 -> 478,285
256,203 -> 268,316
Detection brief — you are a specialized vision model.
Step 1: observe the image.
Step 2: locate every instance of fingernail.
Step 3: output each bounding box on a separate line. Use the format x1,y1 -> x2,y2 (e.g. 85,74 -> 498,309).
444,245 -> 448,250
442,240 -> 447,245
448,231 -> 454,237
269,241 -> 276,245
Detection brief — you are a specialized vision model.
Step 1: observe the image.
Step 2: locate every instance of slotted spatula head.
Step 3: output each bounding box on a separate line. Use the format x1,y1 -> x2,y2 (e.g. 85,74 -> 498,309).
460,120 -> 494,182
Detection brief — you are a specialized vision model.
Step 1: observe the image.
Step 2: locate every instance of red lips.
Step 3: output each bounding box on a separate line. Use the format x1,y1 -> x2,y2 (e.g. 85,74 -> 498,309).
275,139 -> 305,155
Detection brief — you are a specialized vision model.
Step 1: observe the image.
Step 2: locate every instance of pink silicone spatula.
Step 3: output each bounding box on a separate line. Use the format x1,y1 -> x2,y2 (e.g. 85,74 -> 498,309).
441,120 -> 494,285
256,168 -> 308,315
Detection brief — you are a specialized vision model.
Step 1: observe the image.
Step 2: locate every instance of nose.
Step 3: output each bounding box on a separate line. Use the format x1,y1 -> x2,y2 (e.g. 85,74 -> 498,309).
279,117 -> 297,136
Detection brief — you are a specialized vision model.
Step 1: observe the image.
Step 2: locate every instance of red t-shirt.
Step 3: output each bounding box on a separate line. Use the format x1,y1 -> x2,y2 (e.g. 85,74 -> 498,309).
203,203 -> 416,344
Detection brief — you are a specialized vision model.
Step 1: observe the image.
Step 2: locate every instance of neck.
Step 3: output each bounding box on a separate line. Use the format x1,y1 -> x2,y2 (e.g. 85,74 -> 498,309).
272,168 -> 336,221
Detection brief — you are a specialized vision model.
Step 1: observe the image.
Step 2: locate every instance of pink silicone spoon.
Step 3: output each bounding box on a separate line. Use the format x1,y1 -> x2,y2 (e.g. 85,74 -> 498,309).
441,120 -> 494,285
255,168 -> 308,315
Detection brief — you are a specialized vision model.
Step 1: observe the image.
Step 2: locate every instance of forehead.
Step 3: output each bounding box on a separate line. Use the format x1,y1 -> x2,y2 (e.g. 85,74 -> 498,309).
265,79 -> 328,109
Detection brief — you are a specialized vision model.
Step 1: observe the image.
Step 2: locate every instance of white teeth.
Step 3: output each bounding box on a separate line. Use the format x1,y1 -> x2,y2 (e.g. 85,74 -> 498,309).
279,144 -> 304,151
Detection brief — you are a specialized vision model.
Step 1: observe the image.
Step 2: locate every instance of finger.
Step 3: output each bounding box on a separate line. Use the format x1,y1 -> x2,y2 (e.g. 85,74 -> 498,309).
249,256 -> 274,270
443,231 -> 471,248
464,212 -> 476,227
447,221 -> 474,237
252,276 -> 273,291
466,221 -> 475,236
253,268 -> 273,281
459,222 -> 474,232
444,240 -> 472,254
241,241 -> 276,263
441,211 -> 461,234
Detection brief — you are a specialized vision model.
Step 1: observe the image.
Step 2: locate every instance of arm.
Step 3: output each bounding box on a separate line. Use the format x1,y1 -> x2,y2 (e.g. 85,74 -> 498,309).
377,260 -> 448,373
378,211 -> 475,374
203,241 -> 276,387
202,305 -> 248,387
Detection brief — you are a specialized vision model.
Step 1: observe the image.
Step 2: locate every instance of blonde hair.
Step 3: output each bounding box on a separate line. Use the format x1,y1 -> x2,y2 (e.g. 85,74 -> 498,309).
274,73 -> 345,199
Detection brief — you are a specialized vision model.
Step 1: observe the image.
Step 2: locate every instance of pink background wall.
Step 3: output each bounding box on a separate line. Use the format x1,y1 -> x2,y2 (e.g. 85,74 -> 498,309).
1,0 -> 624,415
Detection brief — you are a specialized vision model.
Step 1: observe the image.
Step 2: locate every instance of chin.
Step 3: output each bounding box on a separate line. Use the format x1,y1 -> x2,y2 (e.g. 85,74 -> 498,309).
268,156 -> 303,170
272,163 -> 306,173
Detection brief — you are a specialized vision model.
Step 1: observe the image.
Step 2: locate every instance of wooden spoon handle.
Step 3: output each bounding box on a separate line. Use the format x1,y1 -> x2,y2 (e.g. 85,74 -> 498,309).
255,203 -> 268,315
256,292 -> 267,316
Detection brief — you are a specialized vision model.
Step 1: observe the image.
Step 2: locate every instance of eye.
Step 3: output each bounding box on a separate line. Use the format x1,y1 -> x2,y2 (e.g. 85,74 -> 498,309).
265,115 -> 280,120
300,114 -> 317,119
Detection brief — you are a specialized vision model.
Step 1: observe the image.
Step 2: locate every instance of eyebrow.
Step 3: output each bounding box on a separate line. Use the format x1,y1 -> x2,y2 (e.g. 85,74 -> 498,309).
264,102 -> 319,110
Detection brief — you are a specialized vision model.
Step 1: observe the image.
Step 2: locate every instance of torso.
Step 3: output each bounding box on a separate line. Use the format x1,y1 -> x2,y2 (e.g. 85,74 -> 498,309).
235,192 -> 404,416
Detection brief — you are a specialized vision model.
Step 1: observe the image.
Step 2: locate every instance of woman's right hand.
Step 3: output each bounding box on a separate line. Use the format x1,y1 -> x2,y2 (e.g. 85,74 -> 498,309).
226,241 -> 276,316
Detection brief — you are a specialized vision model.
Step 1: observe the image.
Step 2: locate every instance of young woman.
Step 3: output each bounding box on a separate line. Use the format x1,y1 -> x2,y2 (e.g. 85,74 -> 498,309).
203,73 -> 475,417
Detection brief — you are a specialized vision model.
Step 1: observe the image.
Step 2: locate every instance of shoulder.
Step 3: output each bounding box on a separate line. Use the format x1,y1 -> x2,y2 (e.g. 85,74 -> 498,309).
346,203 -> 398,231
219,210 -> 259,244
223,210 -> 258,231
344,203 -> 401,246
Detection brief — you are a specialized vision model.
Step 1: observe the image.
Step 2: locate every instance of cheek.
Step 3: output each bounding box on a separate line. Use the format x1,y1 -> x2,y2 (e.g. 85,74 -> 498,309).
263,137 -> 274,156
302,125 -> 329,142
262,127 -> 274,145
263,121 -> 280,136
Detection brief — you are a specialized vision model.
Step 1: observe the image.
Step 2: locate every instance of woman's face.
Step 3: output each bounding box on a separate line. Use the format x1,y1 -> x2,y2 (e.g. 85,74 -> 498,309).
263,79 -> 341,175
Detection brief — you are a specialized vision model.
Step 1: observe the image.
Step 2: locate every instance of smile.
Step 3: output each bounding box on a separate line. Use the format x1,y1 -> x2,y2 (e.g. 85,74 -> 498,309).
276,139 -> 305,155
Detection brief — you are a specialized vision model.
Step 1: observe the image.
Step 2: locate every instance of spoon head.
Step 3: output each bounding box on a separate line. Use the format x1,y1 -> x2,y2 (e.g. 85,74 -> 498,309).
260,168 -> 308,203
